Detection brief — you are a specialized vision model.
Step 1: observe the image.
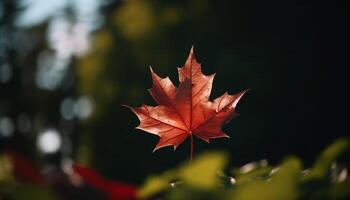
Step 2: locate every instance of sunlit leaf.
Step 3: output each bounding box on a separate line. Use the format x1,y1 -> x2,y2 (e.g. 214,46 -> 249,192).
138,151 -> 228,198
137,175 -> 171,199
307,139 -> 349,180
233,166 -> 273,186
233,157 -> 301,200
126,47 -> 247,152
179,151 -> 228,189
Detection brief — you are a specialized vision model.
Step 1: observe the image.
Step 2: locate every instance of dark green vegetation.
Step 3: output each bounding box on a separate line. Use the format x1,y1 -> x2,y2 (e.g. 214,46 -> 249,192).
1,139 -> 349,200
138,139 -> 350,200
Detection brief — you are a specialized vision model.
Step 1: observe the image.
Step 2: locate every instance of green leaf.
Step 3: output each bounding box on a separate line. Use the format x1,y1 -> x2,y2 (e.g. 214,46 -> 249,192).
232,157 -> 302,200
1,185 -> 58,200
138,151 -> 228,198
167,187 -> 227,200
179,151 -> 228,189
234,166 -> 273,186
0,154 -> 15,183
307,138 -> 349,180
137,175 -> 170,199
137,170 -> 176,199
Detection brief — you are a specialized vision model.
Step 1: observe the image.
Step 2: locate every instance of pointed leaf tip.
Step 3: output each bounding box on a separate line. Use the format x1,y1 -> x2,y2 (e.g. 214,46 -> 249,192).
190,45 -> 195,53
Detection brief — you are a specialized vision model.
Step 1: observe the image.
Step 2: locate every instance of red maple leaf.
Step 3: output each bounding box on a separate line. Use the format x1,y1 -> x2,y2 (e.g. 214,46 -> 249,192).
126,47 -> 247,159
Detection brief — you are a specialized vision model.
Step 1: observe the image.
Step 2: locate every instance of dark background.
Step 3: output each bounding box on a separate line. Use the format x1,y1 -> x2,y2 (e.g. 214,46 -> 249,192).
0,0 -> 346,185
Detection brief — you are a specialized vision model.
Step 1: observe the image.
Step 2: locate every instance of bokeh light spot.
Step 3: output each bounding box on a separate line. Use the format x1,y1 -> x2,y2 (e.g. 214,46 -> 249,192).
60,98 -> 75,120
37,129 -> 62,153
0,117 -> 15,137
75,96 -> 93,119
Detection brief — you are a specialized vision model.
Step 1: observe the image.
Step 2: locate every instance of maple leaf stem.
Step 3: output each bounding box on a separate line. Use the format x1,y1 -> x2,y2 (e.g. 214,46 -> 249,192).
190,133 -> 194,163
189,48 -> 194,163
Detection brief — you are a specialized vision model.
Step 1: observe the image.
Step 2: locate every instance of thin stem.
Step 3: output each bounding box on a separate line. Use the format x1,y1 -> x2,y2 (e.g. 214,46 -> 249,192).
190,133 -> 193,163
189,49 -> 194,163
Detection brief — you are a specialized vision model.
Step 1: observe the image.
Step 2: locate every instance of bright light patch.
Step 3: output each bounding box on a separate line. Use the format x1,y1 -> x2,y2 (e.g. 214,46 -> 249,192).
37,129 -> 62,153
75,96 -> 93,119
0,117 -> 14,137
16,0 -> 67,27
35,51 -> 69,90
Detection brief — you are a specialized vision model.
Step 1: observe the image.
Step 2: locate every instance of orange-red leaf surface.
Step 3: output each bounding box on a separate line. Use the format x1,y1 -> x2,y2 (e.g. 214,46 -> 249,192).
126,47 -> 247,152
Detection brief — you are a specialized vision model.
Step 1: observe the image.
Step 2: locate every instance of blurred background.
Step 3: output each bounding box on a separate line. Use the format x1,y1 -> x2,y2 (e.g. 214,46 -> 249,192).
0,0 -> 346,194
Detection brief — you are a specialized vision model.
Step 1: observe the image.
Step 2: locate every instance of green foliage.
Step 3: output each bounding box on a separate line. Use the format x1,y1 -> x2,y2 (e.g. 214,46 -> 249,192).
0,185 -> 58,200
0,155 -> 57,200
0,155 -> 14,184
138,173 -> 174,199
233,157 -> 301,200
1,139 -> 349,199
179,151 -> 228,189
137,151 -> 227,199
307,138 -> 349,180
138,139 -> 350,200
